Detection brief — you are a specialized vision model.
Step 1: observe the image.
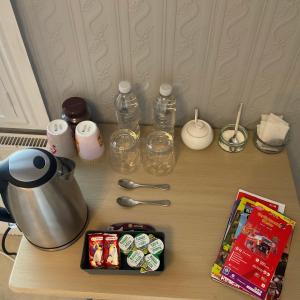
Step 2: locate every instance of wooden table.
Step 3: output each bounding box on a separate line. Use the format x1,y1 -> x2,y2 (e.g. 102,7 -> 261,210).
9,125 -> 300,300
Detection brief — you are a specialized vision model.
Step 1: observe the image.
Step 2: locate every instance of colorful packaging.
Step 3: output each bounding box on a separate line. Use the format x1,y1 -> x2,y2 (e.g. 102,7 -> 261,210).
87,232 -> 164,273
211,190 -> 292,299
221,204 -> 295,299
119,234 -> 134,254
212,193 -> 285,281
103,234 -> 120,269
88,233 -> 104,268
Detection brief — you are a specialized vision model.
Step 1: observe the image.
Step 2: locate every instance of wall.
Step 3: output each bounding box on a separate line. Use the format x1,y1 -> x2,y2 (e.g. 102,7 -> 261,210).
12,0 -> 300,196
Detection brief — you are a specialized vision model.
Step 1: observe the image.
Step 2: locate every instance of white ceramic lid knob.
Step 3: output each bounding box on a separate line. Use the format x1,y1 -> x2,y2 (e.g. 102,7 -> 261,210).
119,81 -> 131,94
160,83 -> 172,97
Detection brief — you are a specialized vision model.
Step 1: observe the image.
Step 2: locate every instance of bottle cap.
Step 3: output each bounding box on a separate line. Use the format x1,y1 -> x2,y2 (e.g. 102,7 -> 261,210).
119,81 -> 131,94
160,83 -> 172,97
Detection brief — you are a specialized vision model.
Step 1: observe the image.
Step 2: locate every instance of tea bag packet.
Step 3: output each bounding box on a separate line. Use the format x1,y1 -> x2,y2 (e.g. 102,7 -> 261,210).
140,254 -> 160,274
147,234 -> 164,256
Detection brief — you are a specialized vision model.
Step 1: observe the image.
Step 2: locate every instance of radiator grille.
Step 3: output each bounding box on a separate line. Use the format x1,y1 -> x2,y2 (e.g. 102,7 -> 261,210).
0,133 -> 47,148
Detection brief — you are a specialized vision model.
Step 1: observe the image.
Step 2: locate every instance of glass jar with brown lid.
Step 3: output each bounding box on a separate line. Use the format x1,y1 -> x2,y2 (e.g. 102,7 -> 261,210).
61,97 -> 91,132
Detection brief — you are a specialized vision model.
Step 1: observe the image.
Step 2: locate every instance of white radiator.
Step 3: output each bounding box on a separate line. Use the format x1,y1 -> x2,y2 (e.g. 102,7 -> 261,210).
0,132 -> 47,234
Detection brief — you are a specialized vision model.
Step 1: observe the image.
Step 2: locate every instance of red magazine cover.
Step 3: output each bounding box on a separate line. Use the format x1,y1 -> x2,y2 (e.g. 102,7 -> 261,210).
265,233 -> 293,300
236,190 -> 285,213
221,205 -> 294,299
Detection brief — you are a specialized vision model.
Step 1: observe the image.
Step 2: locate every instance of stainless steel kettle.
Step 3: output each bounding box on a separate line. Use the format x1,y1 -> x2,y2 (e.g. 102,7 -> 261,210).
0,148 -> 88,250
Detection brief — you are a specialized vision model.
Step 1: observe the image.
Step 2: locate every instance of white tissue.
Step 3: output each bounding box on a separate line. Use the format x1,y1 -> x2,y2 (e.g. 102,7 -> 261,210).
258,113 -> 289,145
261,114 -> 283,121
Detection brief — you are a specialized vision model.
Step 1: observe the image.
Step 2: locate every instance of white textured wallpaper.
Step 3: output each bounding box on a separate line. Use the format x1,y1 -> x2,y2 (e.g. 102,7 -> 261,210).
12,0 -> 300,197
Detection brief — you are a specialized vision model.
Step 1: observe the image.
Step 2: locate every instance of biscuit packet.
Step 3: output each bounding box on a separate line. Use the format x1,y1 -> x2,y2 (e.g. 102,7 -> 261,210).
103,233 -> 120,269
88,233 -> 104,268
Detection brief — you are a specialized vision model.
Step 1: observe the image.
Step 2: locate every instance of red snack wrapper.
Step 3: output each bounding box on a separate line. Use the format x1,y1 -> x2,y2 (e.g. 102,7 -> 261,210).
88,233 -> 104,268
103,234 -> 120,269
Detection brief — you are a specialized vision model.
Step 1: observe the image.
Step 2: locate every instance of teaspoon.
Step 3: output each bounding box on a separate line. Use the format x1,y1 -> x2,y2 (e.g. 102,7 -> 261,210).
229,103 -> 243,152
118,179 -> 170,190
117,196 -> 171,207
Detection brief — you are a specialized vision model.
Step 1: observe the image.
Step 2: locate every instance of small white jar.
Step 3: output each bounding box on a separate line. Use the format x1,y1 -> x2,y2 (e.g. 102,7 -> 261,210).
181,109 -> 214,150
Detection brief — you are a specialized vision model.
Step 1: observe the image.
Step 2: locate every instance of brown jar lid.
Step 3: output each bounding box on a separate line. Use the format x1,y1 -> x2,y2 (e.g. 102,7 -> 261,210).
62,97 -> 87,118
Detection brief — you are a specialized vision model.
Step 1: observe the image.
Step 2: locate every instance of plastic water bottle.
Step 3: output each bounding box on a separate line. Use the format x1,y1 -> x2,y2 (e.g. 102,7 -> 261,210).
153,84 -> 176,136
114,81 -> 140,138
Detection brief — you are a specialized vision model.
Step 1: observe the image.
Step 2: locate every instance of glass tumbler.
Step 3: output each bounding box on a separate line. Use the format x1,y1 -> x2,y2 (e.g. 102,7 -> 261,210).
143,131 -> 175,176
110,129 -> 140,173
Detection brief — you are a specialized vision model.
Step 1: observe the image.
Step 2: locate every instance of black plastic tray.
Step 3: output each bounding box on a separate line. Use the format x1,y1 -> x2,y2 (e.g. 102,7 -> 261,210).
80,230 -> 165,274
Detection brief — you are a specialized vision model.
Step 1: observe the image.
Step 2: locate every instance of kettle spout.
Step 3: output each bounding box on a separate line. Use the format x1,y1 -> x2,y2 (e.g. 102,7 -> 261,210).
55,157 -> 75,179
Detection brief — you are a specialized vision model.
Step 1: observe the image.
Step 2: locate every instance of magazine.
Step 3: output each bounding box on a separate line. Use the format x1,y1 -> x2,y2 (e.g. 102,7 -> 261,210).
236,190 -> 285,213
211,190 -> 293,299
265,233 -> 293,300
211,190 -> 285,281
221,204 -> 295,299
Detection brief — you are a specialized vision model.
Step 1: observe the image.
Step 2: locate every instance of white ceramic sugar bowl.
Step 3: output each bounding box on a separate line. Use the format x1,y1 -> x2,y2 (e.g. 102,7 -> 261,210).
181,109 -> 214,150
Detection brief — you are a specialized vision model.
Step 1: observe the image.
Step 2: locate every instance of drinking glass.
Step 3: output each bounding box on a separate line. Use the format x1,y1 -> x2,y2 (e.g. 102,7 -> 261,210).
143,131 -> 175,176
110,129 -> 140,173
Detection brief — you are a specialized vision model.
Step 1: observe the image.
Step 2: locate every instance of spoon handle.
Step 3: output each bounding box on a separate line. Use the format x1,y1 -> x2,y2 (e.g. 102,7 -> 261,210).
234,103 -> 243,134
138,183 -> 170,190
139,200 -> 171,207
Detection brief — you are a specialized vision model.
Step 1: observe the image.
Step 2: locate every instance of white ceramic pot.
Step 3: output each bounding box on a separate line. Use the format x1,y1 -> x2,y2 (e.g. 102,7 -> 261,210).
181,109 -> 214,150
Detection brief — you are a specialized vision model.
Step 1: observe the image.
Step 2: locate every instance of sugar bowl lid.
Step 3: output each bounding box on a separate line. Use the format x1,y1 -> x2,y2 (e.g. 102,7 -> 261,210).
184,109 -> 209,138
181,108 -> 213,150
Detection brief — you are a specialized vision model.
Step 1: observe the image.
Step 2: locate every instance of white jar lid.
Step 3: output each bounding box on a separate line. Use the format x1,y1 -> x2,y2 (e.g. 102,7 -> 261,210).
119,81 -> 131,94
160,83 -> 172,97
185,120 -> 209,138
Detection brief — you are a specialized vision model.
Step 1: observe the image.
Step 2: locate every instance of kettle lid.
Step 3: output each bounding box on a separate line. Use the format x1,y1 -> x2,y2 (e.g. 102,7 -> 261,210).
5,148 -> 57,188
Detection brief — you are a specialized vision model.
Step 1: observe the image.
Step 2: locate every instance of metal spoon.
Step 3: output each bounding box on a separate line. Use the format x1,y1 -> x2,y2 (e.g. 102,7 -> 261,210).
117,196 -> 171,207
229,103 -> 243,150
118,179 -> 170,190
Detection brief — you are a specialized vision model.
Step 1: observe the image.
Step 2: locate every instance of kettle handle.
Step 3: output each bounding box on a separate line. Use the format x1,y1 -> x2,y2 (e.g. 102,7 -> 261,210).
0,181 -> 15,223
0,207 -> 14,223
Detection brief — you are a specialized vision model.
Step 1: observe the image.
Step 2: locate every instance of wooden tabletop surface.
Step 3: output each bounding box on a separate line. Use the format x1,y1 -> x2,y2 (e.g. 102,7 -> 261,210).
9,125 -> 300,300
